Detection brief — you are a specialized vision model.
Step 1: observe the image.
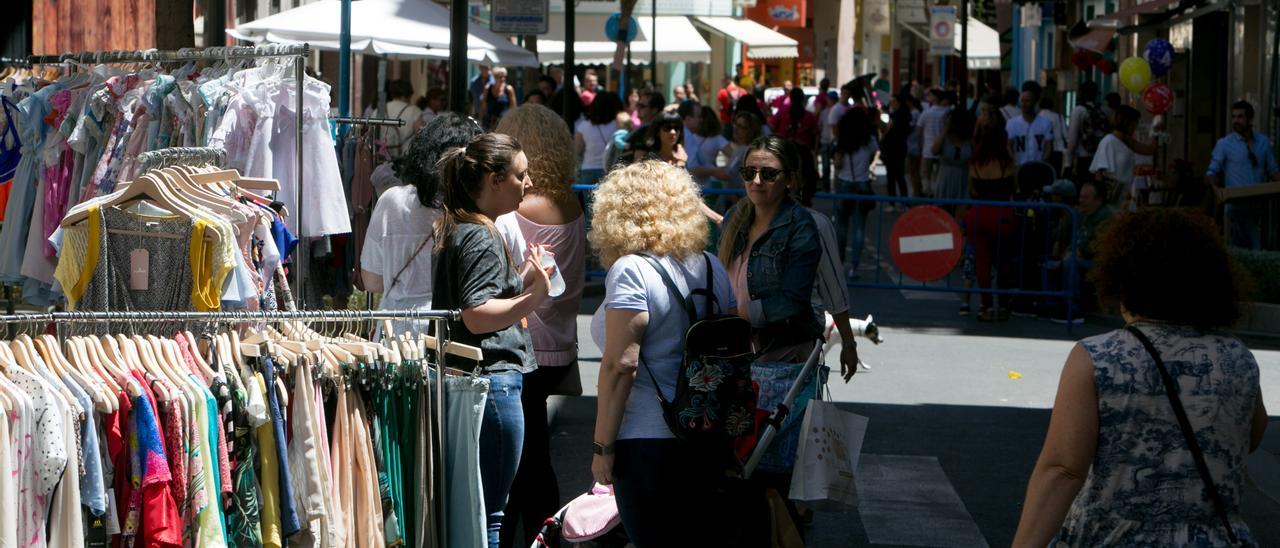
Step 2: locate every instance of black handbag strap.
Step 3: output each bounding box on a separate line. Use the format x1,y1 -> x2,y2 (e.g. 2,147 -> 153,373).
1125,325 -> 1240,545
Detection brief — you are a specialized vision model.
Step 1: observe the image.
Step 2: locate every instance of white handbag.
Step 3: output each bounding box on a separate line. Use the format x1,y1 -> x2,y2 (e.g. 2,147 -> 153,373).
788,400 -> 869,511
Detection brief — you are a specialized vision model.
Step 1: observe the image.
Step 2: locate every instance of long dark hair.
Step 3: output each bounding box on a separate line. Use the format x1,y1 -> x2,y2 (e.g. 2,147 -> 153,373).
787,87 -> 807,131
971,120 -> 1013,170
434,133 -> 523,253
645,111 -> 685,151
718,135 -> 799,266
396,112 -> 483,208
835,107 -> 873,154
587,90 -> 624,126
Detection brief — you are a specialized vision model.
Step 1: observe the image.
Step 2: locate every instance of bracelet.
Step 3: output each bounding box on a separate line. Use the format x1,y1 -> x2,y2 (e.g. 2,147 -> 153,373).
592,441 -> 615,456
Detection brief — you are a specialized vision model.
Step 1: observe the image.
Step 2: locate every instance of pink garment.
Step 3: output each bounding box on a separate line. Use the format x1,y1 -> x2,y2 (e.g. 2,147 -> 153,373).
730,254 -> 751,323
43,90 -> 75,257
514,212 -> 586,367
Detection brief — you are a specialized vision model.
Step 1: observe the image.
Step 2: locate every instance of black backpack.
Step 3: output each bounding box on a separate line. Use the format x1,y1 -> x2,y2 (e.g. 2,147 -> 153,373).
640,254 -> 758,457
1079,101 -> 1111,155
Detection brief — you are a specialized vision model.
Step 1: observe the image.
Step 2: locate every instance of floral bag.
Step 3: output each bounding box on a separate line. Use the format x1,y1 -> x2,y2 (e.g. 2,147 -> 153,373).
640,254 -> 759,468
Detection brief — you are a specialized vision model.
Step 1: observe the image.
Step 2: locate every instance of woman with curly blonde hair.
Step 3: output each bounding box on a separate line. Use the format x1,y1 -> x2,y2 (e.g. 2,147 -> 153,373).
493,104 -> 588,548
587,161 -> 745,547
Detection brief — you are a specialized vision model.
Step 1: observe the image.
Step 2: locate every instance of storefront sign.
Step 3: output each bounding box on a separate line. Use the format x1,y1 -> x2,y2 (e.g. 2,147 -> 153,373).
865,0 -> 891,35
492,0 -> 549,34
929,6 -> 957,57
746,0 -> 806,28
898,0 -> 928,25
1020,3 -> 1042,28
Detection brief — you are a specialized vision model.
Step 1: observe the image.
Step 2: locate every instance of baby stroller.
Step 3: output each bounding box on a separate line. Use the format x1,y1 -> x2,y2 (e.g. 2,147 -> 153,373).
529,483 -> 629,548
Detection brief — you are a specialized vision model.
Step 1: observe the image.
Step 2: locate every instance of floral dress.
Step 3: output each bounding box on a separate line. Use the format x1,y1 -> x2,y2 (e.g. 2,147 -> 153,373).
1056,323 -> 1261,546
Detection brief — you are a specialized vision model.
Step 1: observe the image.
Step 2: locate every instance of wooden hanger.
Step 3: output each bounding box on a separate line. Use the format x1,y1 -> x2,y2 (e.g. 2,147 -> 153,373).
46,334 -> 111,411
66,338 -> 117,413
60,172 -> 221,243
182,330 -> 218,381
127,335 -> 171,403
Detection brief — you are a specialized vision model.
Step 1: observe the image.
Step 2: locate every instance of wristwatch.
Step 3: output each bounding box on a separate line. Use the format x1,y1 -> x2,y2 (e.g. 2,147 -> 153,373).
592,441 -> 614,456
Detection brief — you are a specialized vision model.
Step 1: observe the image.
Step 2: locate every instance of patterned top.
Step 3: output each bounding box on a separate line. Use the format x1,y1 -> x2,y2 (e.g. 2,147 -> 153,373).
1056,323 -> 1261,547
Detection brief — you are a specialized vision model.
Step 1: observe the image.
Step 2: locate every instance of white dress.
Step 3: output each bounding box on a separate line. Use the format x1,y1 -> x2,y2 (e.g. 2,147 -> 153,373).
269,77 -> 351,237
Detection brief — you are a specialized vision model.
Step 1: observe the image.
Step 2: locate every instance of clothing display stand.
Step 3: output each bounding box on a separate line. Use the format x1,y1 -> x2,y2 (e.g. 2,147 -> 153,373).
0,307 -> 459,547
28,44 -> 316,308
331,116 -> 406,127
136,147 -> 229,173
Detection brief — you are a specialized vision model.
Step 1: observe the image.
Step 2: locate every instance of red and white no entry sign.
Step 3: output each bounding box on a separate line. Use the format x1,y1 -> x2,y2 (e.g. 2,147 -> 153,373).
889,206 -> 962,282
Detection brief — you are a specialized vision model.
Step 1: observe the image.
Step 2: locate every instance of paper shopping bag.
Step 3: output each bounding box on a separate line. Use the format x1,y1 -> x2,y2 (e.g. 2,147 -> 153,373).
787,400 -> 868,511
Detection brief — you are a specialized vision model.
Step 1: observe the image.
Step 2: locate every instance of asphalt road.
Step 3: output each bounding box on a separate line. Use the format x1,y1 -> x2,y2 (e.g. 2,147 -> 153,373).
537,280 -> 1280,547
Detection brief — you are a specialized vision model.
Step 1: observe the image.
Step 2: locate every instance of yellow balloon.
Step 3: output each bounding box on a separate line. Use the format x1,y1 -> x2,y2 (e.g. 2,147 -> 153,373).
1119,57 -> 1152,94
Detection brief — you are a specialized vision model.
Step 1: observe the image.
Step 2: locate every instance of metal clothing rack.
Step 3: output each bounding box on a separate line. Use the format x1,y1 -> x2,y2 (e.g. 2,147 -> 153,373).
0,307 -> 459,545
28,44 -> 317,309
0,57 -> 30,67
137,146 -> 228,173
331,116 -> 406,127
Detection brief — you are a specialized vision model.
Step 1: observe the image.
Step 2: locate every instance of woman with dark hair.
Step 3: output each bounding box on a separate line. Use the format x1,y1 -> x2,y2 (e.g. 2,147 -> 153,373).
733,95 -> 773,136
964,118 -> 1018,321
931,108 -> 975,201
718,136 -> 823,538
575,91 -> 624,183
633,111 -> 687,167
881,93 -> 913,201
769,87 -> 819,151
361,113 -> 483,332
718,135 -> 822,356
1014,208 -> 1267,547
433,133 -> 554,548
832,107 -> 878,275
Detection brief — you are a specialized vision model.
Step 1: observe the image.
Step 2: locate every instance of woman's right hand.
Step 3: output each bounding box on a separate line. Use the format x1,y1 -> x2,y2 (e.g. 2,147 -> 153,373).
524,243 -> 554,302
592,453 -> 615,485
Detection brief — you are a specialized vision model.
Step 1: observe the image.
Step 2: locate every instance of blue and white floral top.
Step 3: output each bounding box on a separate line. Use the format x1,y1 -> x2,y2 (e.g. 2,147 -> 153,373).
1056,323 -> 1261,547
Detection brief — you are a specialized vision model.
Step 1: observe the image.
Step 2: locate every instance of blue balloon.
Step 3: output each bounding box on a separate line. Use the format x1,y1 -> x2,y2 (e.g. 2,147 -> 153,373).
1144,39 -> 1174,77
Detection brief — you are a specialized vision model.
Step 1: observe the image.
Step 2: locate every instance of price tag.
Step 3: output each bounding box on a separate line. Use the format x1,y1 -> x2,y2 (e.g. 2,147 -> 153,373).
130,249 -> 150,290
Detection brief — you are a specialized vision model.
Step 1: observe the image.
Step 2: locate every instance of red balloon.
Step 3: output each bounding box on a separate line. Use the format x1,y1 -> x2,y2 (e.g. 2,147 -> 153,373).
1142,83 -> 1175,115
1071,50 -> 1094,71
1094,57 -> 1117,75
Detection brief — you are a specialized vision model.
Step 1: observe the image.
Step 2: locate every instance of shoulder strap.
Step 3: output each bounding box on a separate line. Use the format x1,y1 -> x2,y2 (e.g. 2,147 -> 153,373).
1125,325 -> 1240,545
639,254 -> 696,325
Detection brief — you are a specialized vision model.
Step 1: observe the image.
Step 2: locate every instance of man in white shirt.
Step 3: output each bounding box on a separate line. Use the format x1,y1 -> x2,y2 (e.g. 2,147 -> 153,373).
383,79 -> 424,159
821,84 -> 853,186
913,88 -> 951,196
1006,88 -> 1055,167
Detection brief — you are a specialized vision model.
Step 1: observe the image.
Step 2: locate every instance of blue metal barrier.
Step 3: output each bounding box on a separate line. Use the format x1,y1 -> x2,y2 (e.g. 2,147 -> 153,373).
573,183 -> 1083,326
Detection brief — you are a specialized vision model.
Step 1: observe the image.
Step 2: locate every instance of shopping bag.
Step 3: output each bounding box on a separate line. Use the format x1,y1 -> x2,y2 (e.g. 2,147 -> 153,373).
788,400 -> 868,511
750,362 -> 828,474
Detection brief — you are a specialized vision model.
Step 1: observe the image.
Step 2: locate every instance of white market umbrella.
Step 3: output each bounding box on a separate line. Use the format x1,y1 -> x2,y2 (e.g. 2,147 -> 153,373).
229,0 -> 539,66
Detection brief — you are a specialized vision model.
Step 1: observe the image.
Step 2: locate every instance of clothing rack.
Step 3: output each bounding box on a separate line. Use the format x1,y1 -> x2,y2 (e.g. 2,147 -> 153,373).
137,146 -> 228,173
0,57 -> 30,67
0,306 -> 458,546
28,44 -> 318,309
331,116 -> 406,127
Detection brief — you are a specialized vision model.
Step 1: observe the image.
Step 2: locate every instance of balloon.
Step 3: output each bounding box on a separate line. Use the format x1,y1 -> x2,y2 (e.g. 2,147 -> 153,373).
1144,39 -> 1174,76
1094,57 -> 1117,75
1119,57 -> 1152,93
1142,83 -> 1175,115
1071,50 -> 1094,71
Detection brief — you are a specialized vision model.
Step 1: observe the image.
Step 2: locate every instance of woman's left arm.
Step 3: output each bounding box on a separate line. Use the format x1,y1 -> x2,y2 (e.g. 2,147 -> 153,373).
508,85 -> 519,107
1012,344 -> 1098,547
591,308 -> 648,485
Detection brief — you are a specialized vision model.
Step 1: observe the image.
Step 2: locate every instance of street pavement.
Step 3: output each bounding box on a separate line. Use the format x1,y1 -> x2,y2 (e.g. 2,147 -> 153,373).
543,278 -> 1280,547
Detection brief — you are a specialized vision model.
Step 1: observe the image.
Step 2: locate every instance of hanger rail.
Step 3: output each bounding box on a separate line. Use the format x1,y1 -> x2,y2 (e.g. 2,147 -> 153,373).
0,309 -> 461,324
331,116 -> 407,127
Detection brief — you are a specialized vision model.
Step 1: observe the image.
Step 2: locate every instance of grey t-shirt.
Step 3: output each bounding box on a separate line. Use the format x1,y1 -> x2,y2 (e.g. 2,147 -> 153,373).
432,222 -> 536,373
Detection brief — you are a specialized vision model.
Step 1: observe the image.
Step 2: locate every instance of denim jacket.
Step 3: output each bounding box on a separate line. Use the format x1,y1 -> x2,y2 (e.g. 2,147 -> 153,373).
725,198 -> 823,349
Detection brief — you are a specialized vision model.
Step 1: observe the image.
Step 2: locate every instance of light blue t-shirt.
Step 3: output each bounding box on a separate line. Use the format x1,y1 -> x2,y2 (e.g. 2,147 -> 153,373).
591,252 -> 736,440
63,373 -> 107,516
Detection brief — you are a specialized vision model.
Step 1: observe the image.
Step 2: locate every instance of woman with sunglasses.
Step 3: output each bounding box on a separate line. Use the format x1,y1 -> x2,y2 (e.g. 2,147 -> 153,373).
717,135 -> 822,538
632,111 -> 688,168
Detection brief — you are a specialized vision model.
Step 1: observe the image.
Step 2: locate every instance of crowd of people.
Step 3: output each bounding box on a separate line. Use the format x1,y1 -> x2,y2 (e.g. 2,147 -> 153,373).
352,62 -> 1272,547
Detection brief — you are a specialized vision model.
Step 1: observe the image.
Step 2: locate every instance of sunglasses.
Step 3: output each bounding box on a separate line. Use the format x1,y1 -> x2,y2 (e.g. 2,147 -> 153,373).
738,166 -> 788,184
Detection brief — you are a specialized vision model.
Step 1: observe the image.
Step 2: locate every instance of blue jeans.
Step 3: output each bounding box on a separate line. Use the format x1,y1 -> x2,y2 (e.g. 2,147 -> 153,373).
1225,203 -> 1262,250
820,142 -> 835,186
480,370 -> 525,548
577,168 -> 605,185
835,179 -> 875,268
